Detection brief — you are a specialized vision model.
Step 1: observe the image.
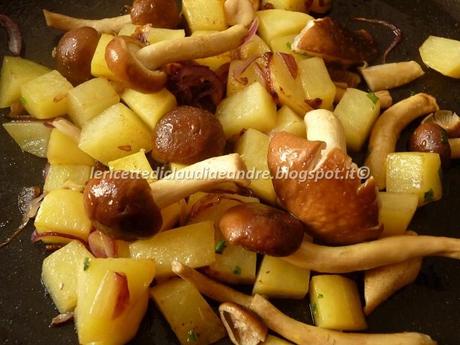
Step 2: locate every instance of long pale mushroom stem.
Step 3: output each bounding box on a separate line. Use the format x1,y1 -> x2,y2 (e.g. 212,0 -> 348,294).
43,10 -> 131,33
150,153 -> 249,208
172,262 -> 437,345
283,235 -> 460,273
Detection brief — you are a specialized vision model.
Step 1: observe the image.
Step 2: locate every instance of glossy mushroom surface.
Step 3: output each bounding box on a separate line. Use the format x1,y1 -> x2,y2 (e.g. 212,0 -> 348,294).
130,0 -> 181,28
409,122 -> 451,167
218,203 -> 305,256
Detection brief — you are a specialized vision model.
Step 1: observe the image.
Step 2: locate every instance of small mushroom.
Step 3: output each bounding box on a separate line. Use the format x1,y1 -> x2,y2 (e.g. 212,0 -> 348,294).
218,203 -> 305,256
284,234 -> 460,273
43,9 -> 131,33
152,106 -> 226,165
306,0 -> 333,14
130,0 -> 180,28
360,61 -> 425,92
450,138 -> 460,159
268,110 -> 381,245
409,122 -> 451,168
172,263 -> 437,345
422,110 -> 460,138
292,17 -> 378,66
105,25 -> 248,92
84,154 -> 249,240
224,0 -> 256,27
55,27 -> 100,85
366,93 -> 439,189
219,302 -> 268,345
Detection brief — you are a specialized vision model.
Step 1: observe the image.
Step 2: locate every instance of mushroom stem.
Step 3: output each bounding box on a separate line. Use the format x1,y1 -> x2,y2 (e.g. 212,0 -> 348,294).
450,138 -> 460,159
171,261 -> 253,308
366,93 -> 439,189
305,109 -> 347,162
136,25 -> 248,70
250,294 -> 436,345
172,262 -> 437,345
360,61 -> 425,92
151,154 -> 249,208
283,235 -> 460,273
374,90 -> 393,109
43,10 -> 131,33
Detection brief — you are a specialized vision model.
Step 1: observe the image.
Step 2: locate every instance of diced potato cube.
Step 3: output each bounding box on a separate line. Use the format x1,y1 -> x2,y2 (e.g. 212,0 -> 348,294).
182,0 -> 227,32
42,241 -> 93,313
191,31 -> 232,71
310,275 -> 367,331
0,56 -> 50,108
76,258 -> 155,345
108,150 -> 155,181
121,88 -> 177,131
262,0 -> 307,11
2,121 -> 52,158
273,105 -> 306,137
151,278 -> 226,345
386,152 -> 442,206
227,59 -> 263,96
257,9 -> 313,44
160,200 -> 186,231
262,336 -> 293,345
298,57 -> 336,110
379,192 -> 419,237
239,35 -> 271,60
269,53 -> 310,115
217,82 -> 277,138
91,34 -> 116,79
68,78 -> 120,127
235,129 -> 277,203
253,256 -> 310,299
35,189 -> 92,243
334,88 -> 381,151
79,103 -> 153,164
269,35 -> 307,62
146,28 -> 185,44
44,164 -> 93,192
47,129 -> 95,166
420,36 -> 460,78
129,221 -> 215,277
20,70 -> 73,119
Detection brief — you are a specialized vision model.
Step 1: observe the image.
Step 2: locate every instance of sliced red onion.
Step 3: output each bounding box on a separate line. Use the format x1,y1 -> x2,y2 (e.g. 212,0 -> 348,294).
88,230 -> 117,258
112,272 -> 130,319
50,312 -> 74,327
241,18 -> 259,46
48,118 -> 81,143
31,231 -> 85,243
0,14 -> 22,56
353,17 -> 403,63
279,53 -> 298,79
232,55 -> 261,85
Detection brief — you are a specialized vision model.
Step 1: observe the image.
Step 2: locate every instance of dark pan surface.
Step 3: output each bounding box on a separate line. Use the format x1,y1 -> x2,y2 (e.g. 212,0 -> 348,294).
1,0 -> 460,344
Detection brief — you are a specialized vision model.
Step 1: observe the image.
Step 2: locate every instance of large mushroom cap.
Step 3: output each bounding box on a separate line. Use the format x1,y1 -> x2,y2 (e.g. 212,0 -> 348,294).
292,17 -> 377,66
268,132 -> 381,245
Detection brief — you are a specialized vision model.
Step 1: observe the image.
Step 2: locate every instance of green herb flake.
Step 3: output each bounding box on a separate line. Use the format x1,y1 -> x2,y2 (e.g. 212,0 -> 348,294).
286,42 -> 292,50
186,330 -> 198,343
367,92 -> 379,105
424,189 -> 435,203
215,240 -> 226,254
83,257 -> 91,271
20,97 -> 27,105
317,293 -> 324,299
233,266 -> 242,276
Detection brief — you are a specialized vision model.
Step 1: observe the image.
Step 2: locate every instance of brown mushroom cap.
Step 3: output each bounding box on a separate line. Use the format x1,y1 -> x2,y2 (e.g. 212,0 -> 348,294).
409,122 -> 451,168
218,203 -> 305,257
83,176 -> 162,240
55,26 -> 100,85
105,36 -> 167,92
130,0 -> 181,28
219,302 -> 268,345
268,132 -> 381,245
422,110 -> 460,138
152,106 -> 226,164
292,17 -> 377,66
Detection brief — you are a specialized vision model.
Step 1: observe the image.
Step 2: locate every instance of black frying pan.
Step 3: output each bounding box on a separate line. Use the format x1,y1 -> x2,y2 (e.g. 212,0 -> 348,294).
1,0 -> 460,344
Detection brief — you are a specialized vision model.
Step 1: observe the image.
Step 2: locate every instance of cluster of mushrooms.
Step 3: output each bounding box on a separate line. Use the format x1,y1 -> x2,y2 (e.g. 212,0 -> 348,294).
29,0 -> 460,344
